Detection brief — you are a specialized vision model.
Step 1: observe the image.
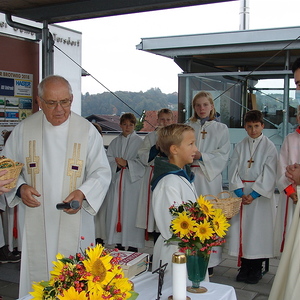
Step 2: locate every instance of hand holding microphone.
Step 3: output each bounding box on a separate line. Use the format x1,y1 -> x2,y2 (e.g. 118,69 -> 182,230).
56,200 -> 80,210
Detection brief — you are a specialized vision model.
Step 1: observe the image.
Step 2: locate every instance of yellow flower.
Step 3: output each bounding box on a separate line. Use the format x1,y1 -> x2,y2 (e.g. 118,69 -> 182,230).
171,211 -> 197,238
29,281 -> 45,300
212,209 -> 230,237
57,286 -> 86,300
195,219 -> 214,242
110,277 -> 133,299
196,195 -> 215,219
83,244 -> 117,293
50,253 -> 72,280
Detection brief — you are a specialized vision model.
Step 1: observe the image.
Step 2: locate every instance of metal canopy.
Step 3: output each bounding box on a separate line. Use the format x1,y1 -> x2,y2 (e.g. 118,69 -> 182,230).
0,0 -> 233,24
137,26 -> 300,73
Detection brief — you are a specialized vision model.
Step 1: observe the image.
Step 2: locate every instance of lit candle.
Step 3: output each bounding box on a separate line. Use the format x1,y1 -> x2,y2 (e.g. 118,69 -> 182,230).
172,252 -> 187,300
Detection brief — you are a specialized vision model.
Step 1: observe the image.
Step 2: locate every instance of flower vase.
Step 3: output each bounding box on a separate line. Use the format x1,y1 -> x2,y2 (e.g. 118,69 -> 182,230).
186,252 -> 209,293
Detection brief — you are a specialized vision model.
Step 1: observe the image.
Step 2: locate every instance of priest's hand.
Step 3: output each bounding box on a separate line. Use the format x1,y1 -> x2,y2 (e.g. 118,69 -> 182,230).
63,189 -> 84,214
20,184 -> 41,207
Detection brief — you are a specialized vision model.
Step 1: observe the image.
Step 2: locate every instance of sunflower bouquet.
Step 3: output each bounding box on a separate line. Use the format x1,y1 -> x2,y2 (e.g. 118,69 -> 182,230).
167,195 -> 230,259
30,243 -> 138,300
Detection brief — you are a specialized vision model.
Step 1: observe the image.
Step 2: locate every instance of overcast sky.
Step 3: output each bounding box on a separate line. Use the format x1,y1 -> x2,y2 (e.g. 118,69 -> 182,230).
62,0 -> 300,95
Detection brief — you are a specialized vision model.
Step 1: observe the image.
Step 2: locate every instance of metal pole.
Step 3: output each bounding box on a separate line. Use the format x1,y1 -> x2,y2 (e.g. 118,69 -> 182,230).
42,21 -> 54,78
239,0 -> 250,30
282,51 -> 290,139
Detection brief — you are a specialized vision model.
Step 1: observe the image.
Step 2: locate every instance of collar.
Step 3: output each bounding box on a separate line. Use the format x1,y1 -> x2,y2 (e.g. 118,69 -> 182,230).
248,132 -> 264,144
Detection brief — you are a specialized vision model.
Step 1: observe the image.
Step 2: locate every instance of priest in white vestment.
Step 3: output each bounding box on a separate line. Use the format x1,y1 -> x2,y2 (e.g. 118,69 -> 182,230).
2,75 -> 111,297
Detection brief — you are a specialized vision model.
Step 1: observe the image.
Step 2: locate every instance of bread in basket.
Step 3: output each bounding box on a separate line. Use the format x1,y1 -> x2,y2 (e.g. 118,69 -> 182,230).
0,156 -> 24,188
205,191 -> 242,219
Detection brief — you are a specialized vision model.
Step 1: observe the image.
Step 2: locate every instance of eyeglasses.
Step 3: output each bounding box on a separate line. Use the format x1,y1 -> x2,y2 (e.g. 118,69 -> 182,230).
40,98 -> 72,109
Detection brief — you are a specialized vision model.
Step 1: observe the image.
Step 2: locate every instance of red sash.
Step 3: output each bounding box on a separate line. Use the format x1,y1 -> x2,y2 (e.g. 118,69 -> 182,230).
280,195 -> 290,252
116,167 -> 126,232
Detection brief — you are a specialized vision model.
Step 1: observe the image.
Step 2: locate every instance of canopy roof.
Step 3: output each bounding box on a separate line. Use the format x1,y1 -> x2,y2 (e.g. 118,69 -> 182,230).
137,26 -> 300,74
0,0 -> 233,24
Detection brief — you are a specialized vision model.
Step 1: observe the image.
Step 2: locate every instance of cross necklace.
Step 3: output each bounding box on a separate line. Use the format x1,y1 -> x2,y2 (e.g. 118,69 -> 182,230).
247,138 -> 262,168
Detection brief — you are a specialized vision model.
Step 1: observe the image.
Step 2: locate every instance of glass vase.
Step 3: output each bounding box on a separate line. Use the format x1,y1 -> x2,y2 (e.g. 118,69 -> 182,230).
186,252 -> 209,293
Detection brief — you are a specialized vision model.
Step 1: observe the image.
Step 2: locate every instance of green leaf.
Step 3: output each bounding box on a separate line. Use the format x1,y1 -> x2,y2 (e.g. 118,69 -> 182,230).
128,291 -> 139,300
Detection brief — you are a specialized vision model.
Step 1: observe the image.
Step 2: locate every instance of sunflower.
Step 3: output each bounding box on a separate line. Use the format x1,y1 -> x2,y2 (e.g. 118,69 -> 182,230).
196,195 -> 215,219
83,244 -> 118,294
57,286 -> 87,300
171,211 -> 197,238
29,281 -> 46,300
50,253 -> 69,279
110,277 -> 133,299
195,219 -> 215,242
212,208 -> 230,237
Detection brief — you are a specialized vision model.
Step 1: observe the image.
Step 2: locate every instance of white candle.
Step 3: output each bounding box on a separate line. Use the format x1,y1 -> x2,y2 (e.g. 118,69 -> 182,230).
172,252 -> 187,300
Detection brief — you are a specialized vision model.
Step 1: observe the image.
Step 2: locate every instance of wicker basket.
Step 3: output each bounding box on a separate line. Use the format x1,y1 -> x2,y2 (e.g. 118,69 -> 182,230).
205,191 -> 242,219
0,158 -> 24,189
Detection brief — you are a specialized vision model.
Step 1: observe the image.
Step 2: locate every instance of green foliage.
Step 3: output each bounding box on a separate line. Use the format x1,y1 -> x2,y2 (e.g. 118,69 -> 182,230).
81,88 -> 178,118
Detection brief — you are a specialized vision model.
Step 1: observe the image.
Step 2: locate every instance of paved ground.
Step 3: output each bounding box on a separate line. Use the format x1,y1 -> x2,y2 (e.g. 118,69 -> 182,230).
0,240 -> 278,300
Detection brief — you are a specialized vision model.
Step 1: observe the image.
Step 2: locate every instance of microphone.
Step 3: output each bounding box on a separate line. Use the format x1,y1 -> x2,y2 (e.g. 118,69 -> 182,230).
56,200 -> 80,210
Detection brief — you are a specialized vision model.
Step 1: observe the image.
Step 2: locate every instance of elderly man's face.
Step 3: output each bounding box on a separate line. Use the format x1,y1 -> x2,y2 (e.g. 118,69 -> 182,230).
37,79 -> 73,126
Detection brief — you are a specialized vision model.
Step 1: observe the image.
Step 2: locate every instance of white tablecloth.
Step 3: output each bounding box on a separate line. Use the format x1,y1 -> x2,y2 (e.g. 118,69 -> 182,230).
19,271 -> 237,300
133,271 -> 237,300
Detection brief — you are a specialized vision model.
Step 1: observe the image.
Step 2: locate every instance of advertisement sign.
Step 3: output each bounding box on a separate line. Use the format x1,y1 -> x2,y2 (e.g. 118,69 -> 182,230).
0,70 -> 33,150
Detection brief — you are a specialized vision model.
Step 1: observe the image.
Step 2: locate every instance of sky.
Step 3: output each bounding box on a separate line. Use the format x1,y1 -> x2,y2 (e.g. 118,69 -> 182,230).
62,0 -> 300,95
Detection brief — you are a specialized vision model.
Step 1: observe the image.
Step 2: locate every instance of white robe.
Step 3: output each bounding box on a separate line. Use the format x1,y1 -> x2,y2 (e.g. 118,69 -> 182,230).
187,119 -> 230,267
274,130 -> 300,256
228,134 -> 277,259
3,111 -> 111,297
152,173 -> 198,273
136,131 -> 158,232
269,186 -> 300,300
105,131 -> 145,249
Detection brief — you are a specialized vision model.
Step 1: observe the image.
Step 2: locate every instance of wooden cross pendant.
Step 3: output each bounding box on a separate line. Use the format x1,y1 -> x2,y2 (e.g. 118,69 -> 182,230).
201,129 -> 207,139
247,157 -> 254,168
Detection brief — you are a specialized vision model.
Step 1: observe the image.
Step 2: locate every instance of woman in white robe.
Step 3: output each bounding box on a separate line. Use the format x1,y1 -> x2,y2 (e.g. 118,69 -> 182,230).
105,113 -> 145,250
274,125 -> 300,256
269,181 -> 300,299
186,91 -> 230,270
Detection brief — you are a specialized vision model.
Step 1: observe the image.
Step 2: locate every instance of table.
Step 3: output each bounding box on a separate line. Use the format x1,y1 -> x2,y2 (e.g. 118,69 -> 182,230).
133,271 -> 237,300
19,271 -> 237,300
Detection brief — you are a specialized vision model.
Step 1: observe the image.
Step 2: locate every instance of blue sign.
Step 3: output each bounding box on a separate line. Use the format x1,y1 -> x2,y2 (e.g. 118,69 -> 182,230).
0,77 -> 14,96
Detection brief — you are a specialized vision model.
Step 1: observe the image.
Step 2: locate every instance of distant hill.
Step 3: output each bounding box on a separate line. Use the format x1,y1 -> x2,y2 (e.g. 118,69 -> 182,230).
81,88 -> 178,117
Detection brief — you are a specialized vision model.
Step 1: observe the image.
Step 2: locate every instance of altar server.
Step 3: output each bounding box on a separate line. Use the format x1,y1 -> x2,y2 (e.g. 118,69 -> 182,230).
186,91 -> 230,274
151,124 -> 198,272
228,110 -> 277,284
105,113 -> 145,251
3,75 -> 111,297
136,108 -> 174,240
